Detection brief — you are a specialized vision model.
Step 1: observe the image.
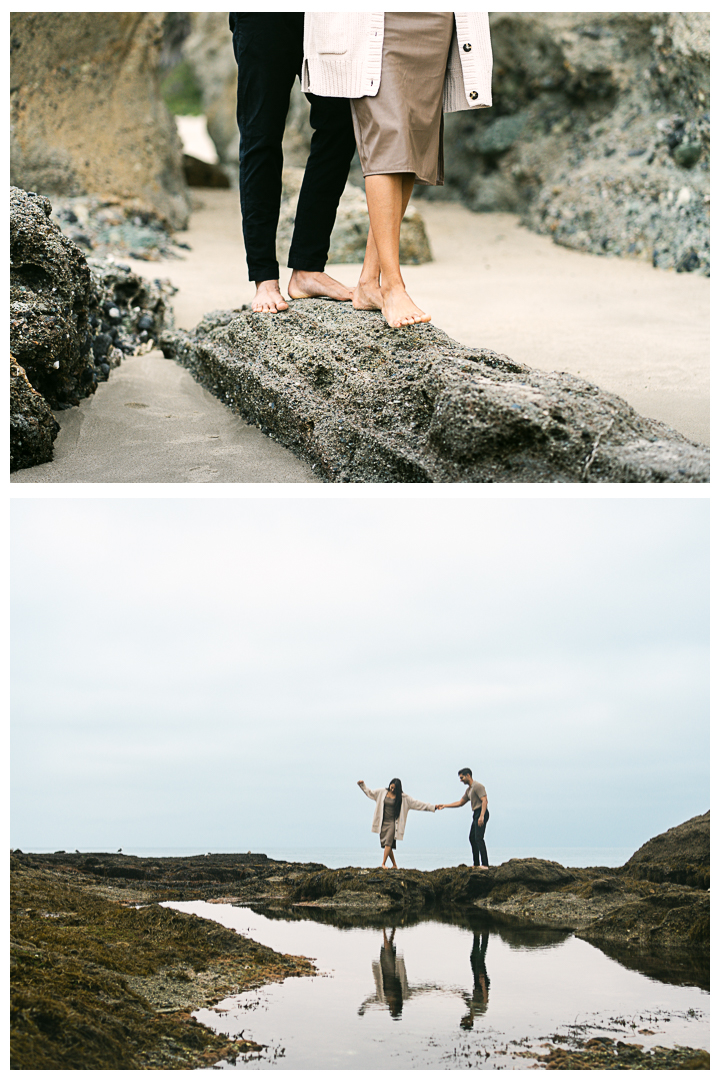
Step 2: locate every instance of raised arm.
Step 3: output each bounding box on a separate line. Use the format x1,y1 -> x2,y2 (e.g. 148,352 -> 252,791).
357,780 -> 381,800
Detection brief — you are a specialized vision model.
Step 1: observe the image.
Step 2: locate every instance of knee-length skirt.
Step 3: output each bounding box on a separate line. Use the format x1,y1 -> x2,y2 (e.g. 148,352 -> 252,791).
350,12 -> 455,187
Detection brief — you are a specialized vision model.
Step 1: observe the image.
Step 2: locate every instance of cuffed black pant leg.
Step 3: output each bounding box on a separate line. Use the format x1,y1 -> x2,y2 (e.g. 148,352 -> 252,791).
288,93 -> 356,271
469,808 -> 490,867
231,13 -> 303,282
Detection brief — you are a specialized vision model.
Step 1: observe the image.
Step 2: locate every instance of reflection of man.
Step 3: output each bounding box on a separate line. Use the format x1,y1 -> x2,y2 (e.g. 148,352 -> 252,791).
460,932 -> 491,1028
439,768 -> 490,868
228,14 -> 357,313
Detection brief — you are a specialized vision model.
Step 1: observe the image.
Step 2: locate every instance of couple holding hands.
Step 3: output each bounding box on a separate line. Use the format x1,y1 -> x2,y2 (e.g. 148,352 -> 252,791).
357,768 -> 489,869
229,13 -> 492,327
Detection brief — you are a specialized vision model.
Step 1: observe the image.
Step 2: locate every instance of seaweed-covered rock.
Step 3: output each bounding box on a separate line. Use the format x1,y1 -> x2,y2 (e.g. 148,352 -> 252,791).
160,300 -> 709,484
622,811 -> 709,888
576,886 -> 709,949
10,357 -> 60,470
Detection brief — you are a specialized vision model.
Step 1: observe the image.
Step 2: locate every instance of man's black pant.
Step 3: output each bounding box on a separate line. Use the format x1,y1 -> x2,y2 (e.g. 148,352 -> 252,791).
229,13 -> 356,282
469,807 -> 489,867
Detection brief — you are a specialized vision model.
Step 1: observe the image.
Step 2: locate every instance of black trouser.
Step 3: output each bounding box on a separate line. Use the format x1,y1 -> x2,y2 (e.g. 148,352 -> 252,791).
229,13 -> 357,282
469,807 -> 489,867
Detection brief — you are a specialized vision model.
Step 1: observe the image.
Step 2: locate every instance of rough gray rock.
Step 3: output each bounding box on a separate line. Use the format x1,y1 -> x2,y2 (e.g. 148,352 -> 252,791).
10,357 -> 60,471
622,811 -> 709,888
10,12 -> 190,229
277,167 -> 431,266
11,187 -> 95,407
160,300 -> 709,484
419,12 -> 709,274
10,187 -> 175,412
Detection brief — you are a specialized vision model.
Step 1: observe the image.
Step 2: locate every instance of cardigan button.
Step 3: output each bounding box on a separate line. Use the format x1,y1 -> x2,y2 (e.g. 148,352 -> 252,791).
463,42 -> 472,52
469,90 -> 478,100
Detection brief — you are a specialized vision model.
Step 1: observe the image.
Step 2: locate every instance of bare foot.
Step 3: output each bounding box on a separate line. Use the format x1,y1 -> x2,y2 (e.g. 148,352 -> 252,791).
353,279 -> 383,311
252,280 -> 289,314
381,283 -> 431,329
288,270 -> 353,302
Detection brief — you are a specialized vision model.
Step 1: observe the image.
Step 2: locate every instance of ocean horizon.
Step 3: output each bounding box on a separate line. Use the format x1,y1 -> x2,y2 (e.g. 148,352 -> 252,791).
14,844 -> 636,870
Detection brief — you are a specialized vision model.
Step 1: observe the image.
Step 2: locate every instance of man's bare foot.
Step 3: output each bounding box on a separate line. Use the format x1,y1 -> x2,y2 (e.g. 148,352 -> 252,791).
252,280 -> 289,314
353,279 -> 383,311
381,283 -> 431,329
288,270 -> 353,302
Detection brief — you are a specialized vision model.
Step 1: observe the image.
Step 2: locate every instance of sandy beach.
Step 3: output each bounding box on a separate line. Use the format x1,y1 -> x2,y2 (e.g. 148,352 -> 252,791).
12,188 -> 709,484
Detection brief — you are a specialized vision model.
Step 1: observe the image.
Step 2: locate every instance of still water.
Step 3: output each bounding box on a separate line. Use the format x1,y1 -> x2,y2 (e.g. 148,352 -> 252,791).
165,902 -> 709,1070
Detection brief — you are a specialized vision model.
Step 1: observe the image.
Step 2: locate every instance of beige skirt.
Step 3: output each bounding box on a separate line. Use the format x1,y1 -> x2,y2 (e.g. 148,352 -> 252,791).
350,12 -> 455,186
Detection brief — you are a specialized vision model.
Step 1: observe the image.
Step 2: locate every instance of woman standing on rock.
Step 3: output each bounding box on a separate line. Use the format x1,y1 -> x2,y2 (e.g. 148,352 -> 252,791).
357,779 -> 438,868
303,13 -> 492,328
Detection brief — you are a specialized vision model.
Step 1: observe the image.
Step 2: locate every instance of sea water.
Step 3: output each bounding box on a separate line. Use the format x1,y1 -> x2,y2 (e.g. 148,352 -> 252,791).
165,901 -> 709,1071
23,845 -> 636,869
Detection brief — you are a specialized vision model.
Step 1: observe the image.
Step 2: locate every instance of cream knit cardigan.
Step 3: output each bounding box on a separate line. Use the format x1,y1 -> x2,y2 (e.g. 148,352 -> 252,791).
302,12 -> 492,111
359,781 -> 436,842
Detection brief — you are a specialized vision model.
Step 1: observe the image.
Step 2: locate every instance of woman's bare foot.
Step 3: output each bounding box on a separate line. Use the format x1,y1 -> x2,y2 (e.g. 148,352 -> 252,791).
381,283 -> 431,329
288,270 -> 353,302
353,279 -> 383,311
253,280 -> 289,314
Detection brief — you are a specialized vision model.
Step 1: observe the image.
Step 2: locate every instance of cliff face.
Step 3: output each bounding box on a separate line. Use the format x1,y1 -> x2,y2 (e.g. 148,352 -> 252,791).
10,13 -> 190,229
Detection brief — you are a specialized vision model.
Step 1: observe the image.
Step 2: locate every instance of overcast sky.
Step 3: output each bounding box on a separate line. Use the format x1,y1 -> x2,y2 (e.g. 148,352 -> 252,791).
10,497 -> 708,858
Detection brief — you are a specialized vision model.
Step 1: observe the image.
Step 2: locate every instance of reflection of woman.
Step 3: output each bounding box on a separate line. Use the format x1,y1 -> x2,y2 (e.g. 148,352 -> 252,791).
358,927 -> 410,1019
303,13 -> 492,328
357,778 -> 437,868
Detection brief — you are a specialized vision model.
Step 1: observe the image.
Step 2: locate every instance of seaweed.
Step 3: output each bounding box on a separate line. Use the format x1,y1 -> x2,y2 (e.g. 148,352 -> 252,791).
10,864 -> 314,1070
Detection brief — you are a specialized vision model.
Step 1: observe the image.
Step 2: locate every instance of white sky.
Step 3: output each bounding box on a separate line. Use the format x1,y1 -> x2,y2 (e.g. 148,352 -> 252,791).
10,497 -> 709,855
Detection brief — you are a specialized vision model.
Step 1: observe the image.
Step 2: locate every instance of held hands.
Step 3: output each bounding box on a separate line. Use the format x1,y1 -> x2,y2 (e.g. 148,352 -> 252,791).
435,804 -> 445,810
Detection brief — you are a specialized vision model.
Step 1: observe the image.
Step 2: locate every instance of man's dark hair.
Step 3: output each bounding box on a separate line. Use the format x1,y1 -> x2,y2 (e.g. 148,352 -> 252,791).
458,768 -> 473,778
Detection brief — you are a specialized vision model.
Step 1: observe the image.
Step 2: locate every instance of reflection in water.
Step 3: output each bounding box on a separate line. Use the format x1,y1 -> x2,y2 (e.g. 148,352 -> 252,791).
460,932 -> 490,1029
358,925 -> 493,1029
358,927 -> 444,1019
170,902 -> 709,1070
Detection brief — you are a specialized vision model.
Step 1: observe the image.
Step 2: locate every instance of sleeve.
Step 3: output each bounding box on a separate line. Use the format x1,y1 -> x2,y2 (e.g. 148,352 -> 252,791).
405,794 -> 436,812
459,789 -> 470,805
360,782 -> 381,800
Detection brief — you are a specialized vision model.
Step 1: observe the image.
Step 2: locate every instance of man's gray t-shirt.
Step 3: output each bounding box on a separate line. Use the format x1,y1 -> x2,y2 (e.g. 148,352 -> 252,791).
460,780 -> 487,811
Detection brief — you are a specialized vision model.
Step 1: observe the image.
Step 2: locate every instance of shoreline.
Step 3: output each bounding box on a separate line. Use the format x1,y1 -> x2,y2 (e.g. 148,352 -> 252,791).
11,816 -> 709,1070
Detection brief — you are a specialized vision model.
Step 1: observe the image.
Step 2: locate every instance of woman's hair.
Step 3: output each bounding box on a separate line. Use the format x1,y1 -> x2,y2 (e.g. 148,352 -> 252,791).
387,778 -> 403,818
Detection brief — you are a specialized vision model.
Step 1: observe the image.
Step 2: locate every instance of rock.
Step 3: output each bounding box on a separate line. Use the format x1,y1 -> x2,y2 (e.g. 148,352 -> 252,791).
10,186 -> 176,470
50,195 -> 185,262
418,13 -> 709,274
10,357 -> 60,470
10,12 -> 190,229
277,167 -> 431,266
160,300 -> 709,484
11,187 -> 95,407
577,887 -> 709,949
621,811 -> 709,888
182,155 -> 230,189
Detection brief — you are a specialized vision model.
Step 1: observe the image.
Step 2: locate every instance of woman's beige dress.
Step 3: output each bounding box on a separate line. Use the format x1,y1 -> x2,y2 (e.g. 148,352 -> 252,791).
380,794 -> 398,848
350,12 -> 455,186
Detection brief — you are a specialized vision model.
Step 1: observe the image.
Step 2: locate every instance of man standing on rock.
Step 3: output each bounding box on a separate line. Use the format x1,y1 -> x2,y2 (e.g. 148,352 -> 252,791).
229,13 -> 357,313
439,769 -> 490,868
